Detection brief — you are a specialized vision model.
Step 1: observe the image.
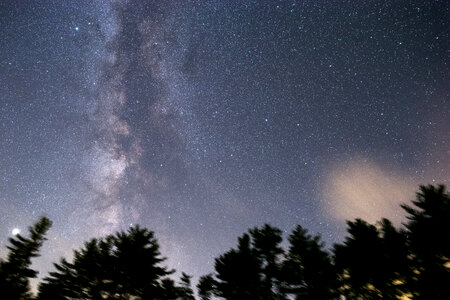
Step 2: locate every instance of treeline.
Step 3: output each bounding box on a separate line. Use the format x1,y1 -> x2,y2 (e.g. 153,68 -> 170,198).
0,185 -> 449,299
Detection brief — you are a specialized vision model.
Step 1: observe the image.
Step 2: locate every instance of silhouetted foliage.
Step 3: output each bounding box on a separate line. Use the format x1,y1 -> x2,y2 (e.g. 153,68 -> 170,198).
0,217 -> 52,300
214,233 -> 263,299
334,218 -> 409,300
249,224 -> 284,299
197,274 -> 216,300
177,272 -> 195,300
281,225 -> 336,300
37,226 -> 177,300
201,185 -> 449,300
401,184 -> 450,299
206,224 -> 288,300
1,185 -> 448,300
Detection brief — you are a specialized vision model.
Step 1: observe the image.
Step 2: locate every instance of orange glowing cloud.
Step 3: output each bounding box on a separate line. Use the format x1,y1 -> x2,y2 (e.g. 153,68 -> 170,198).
322,158 -> 417,225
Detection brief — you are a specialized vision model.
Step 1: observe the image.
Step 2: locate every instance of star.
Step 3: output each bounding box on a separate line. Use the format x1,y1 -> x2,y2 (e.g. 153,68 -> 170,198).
0,0 -> 448,292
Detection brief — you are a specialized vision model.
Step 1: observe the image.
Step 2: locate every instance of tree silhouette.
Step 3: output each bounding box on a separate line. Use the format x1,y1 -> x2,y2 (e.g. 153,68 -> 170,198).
38,238 -> 116,299
334,218 -> 410,300
214,233 -> 262,299
197,274 -> 216,300
1,184 -> 447,299
0,217 -> 52,300
38,225 -> 177,299
334,219 -> 383,299
204,224 -> 287,300
177,272 -> 195,300
401,184 -> 450,299
377,218 -> 410,298
249,224 -> 284,299
281,225 -> 336,300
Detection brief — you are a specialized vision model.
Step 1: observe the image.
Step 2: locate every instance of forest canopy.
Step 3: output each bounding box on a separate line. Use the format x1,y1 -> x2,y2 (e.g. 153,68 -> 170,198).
0,184 -> 449,300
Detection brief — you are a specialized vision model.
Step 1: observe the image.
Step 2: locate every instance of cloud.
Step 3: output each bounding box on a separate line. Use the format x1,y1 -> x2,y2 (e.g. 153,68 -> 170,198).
322,158 -> 417,225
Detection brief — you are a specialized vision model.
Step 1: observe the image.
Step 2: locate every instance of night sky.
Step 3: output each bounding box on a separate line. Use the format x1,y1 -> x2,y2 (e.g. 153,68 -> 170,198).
1,0 -> 449,290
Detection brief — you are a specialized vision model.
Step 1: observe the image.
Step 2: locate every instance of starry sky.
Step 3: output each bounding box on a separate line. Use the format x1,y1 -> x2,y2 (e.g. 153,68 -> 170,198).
0,0 -> 449,290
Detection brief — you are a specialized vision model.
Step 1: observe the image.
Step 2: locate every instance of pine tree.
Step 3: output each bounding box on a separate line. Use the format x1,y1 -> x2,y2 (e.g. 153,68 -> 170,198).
281,225 -> 336,300
333,218 -> 410,300
197,274 -> 216,300
0,217 -> 52,299
249,224 -> 284,299
401,185 -> 450,299
205,224 -> 285,300
38,225 -> 176,299
177,272 -> 195,300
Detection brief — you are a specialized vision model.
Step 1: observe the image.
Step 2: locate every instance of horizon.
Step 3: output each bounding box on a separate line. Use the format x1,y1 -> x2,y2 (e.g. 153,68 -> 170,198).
1,0 -> 449,295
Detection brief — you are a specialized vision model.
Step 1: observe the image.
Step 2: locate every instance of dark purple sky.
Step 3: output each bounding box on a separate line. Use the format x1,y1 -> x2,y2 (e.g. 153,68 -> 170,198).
0,0 -> 449,290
